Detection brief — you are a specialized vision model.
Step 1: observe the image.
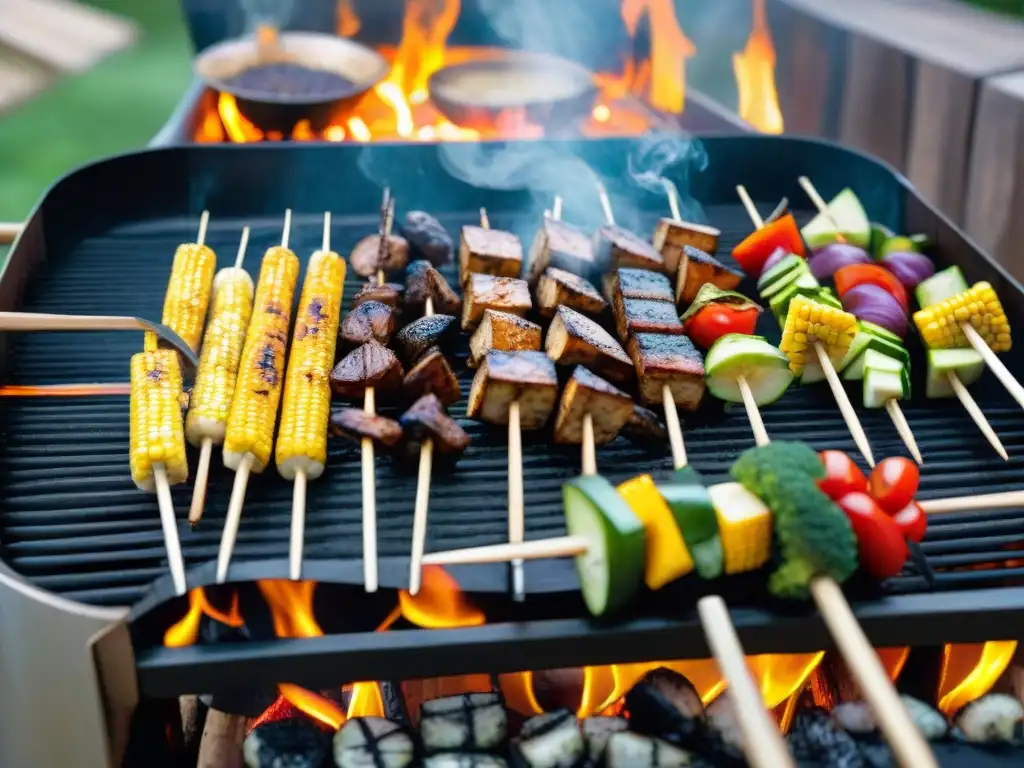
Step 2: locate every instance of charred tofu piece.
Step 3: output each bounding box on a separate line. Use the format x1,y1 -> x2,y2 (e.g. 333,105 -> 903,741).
613,298 -> 684,341
603,267 -> 674,304
628,333 -> 706,410
526,218 -> 597,284
468,309 -> 542,368
405,260 -> 461,316
553,365 -> 633,445
593,225 -> 666,273
351,233 -> 410,277
545,305 -> 633,386
467,350 -> 558,429
622,403 -> 667,441
394,314 -> 459,367
652,218 -> 721,276
352,281 -> 404,310
400,393 -> 471,455
339,300 -> 397,347
459,225 -> 523,282
461,273 -> 532,331
536,267 -> 607,319
329,408 -> 403,447
675,245 -> 743,306
330,340 -> 405,400
403,348 -> 461,406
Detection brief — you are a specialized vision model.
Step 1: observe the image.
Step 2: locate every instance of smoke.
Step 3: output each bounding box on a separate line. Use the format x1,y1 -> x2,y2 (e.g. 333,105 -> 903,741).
627,133 -> 709,223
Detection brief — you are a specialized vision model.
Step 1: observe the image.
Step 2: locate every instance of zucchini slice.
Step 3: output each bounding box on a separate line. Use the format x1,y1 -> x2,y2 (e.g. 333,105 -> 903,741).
926,348 -> 984,398
915,265 -> 968,309
863,367 -> 905,408
657,467 -> 723,579
705,334 -> 793,405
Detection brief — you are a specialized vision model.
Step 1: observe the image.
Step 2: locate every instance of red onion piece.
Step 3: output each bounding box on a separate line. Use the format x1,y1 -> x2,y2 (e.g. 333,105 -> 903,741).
881,251 -> 936,289
842,283 -> 908,338
809,243 -> 872,280
761,247 -> 789,275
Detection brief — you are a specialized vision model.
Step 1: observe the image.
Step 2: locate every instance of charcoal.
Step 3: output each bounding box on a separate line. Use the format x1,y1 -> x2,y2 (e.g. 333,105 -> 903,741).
900,696 -> 947,741
624,674 -> 720,758
853,737 -> 895,768
243,717 -> 332,768
605,731 -> 693,767
333,717 -> 416,768
705,695 -> 744,756
641,669 -> 704,720
423,755 -> 509,768
511,709 -> 584,768
581,717 -> 627,764
955,693 -> 1024,744
832,701 -> 877,735
402,210 -> 454,266
786,707 -> 866,768
420,692 -> 507,753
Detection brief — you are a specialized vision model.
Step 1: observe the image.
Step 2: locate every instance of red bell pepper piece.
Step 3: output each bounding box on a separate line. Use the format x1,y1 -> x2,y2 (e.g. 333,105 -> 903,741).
683,305 -> 760,349
838,492 -> 910,579
868,457 -> 920,514
818,450 -> 868,500
834,264 -> 909,313
731,213 -> 806,277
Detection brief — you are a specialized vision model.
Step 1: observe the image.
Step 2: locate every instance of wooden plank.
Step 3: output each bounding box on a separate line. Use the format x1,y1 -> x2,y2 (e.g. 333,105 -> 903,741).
964,71 -> 1024,280
838,35 -> 909,169
0,47 -> 53,113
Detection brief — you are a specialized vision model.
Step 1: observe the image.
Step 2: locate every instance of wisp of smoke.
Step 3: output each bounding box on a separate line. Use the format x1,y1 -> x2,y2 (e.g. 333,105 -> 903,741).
627,133 -> 709,223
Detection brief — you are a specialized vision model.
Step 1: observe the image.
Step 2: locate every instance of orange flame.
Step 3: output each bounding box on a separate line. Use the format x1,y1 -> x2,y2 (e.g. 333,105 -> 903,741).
620,0 -> 694,113
748,653 -> 824,709
938,641 -> 1018,715
733,0 -> 784,133
397,565 -> 487,629
163,587 -> 243,648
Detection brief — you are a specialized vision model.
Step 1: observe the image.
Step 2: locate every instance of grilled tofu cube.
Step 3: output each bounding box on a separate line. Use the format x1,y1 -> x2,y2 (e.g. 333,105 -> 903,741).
545,305 -> 633,385
536,267 -> 607,319
613,298 -> 684,342
339,300 -> 397,347
461,273 -> 532,331
394,314 -> 459,367
330,340 -> 405,400
622,403 -> 667,441
353,281 -> 403,310
653,218 -> 721,276
554,365 -> 633,445
675,245 -> 743,306
467,350 -> 558,429
603,267 -> 674,304
459,225 -> 523,282
405,260 -> 461,316
400,393 -> 471,455
403,347 -> 461,406
468,309 -> 542,368
628,332 -> 706,409
593,225 -> 666,273
526,218 -> 597,284
329,407 -> 403,447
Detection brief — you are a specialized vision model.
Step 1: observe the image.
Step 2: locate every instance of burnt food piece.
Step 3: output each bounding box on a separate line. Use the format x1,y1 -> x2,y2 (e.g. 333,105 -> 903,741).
628,333 -> 706,409
459,225 -> 523,282
536,267 -> 607,319
401,210 -> 453,266
351,233 -> 410,277
554,366 -> 633,445
329,407 -> 403,447
527,218 -> 596,284
400,393 -> 471,455
330,340 -> 405,400
613,298 -> 684,341
604,267 -> 674,304
468,309 -> 542,368
622,403 -> 667,441
675,245 -> 743,306
593,224 -> 666,273
394,314 -> 458,367
403,348 -> 461,406
461,273 -> 531,331
545,305 -> 633,385
467,350 -> 558,429
404,260 -> 461,316
353,281 -> 403,310
653,218 -> 721,276
340,300 -> 396,347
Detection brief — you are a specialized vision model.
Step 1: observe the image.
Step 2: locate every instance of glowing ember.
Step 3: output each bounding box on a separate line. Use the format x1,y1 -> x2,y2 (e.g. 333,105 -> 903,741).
938,641 -> 1018,715
733,0 -> 785,134
163,587 -> 242,648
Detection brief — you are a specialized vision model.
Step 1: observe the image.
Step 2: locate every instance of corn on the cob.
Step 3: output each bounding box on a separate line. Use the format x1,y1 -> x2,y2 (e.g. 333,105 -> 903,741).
276,249 -> 347,481
913,281 -> 1012,353
185,268 -> 255,446
707,482 -> 772,575
779,295 -> 858,374
130,348 -> 189,492
223,245 -> 300,473
159,242 -> 217,354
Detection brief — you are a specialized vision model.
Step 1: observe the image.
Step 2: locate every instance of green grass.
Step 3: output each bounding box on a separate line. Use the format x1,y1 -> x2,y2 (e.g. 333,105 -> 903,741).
0,0 -> 193,220
963,0 -> 1024,16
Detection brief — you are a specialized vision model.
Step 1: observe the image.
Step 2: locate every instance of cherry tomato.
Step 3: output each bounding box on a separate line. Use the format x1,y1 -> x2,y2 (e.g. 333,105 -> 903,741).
891,501 -> 927,543
868,457 -> 920,514
838,492 -> 909,579
684,305 -> 760,350
817,450 -> 868,500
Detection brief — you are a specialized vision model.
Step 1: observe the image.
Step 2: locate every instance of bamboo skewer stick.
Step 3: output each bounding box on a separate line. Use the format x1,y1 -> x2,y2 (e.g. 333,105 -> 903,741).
945,372 -> 1007,460
797,177 -> 922,464
738,376 -> 770,447
664,178 -> 683,222
0,383 -> 133,397
961,321 -> 1024,411
190,226 -> 250,527
737,185 -> 876,467
408,296 -> 436,595
920,490 -> 1024,514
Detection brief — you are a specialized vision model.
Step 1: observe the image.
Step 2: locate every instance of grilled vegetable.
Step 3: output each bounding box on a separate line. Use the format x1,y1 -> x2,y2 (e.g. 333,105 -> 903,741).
527,218 -> 596,284
841,283 -> 908,338
867,457 -> 919,514
818,450 -> 868,500
779,296 -> 858,375
837,492 -> 908,579
276,248 -> 346,481
892,500 -> 926,543
340,300 -> 397,347
627,332 -> 706,409
613,298 -> 685,341
708,481 -> 773,575
352,281 -> 403,310
405,260 -> 460,315
545,305 -> 633,385
403,348 -> 461,406
679,285 -> 761,350
223,245 -> 300,473
351,233 -> 409,277
756,252 -> 805,293
652,217 -> 721,276
401,210 -> 453,266
834,263 -> 909,313
913,281 -> 1011,352
604,266 -> 674,303
185,267 -> 255,447
657,467 -> 723,579
622,404 -> 667,441
512,710 -> 585,768
915,264 -> 967,308
394,314 -> 458,367
862,350 -> 909,408
536,266 -> 607,319
553,366 -> 632,445
838,322 -> 910,381
468,309 -> 542,368
925,348 -> 984,398
130,348 -> 189,491
329,407 -> 403,447
400,393 -> 470,455
617,473 -> 695,589
809,242 -> 872,280
674,245 -> 743,306
732,212 -> 805,277
159,241 -> 217,354
881,250 -> 935,289
466,350 -> 558,429
704,334 -> 793,406
420,692 -> 507,753
334,716 -> 416,768
801,187 -> 871,249
594,224 -> 665,273
459,224 -> 523,281
330,340 -> 405,401
461,273 -> 532,331
563,474 -> 645,616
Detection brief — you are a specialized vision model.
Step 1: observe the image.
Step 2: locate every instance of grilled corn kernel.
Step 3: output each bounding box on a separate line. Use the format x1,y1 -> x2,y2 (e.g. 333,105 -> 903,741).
185,268 -> 255,447
130,349 -> 189,492
708,482 -> 772,575
276,250 -> 347,481
161,243 -> 217,354
779,296 -> 858,374
913,281 -> 1012,353
223,246 -> 300,473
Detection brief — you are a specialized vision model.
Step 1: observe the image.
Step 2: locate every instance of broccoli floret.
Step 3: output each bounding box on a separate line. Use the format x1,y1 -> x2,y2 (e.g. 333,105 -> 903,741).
731,442 -> 858,599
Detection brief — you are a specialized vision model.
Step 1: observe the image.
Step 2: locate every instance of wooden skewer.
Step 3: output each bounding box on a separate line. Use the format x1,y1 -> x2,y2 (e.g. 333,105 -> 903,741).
595,180 -> 615,226
552,195 -> 563,222
189,226 -> 251,527
664,178 -> 683,221
961,321 -> 1024,411
408,297 -> 436,595
920,490 -> 1024,514
737,375 -> 770,447
945,372 -> 1007,460
215,209 -> 291,584
738,185 -> 875,467
423,535 -> 589,565
154,462 -> 188,596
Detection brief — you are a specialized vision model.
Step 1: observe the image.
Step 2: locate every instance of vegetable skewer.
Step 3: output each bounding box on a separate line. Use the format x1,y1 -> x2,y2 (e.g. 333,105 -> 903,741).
737,185 -> 876,466
797,177 -> 923,464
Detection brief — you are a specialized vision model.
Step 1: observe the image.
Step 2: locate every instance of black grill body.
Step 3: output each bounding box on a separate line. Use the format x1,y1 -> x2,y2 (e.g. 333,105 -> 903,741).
4,136 -> 1024,695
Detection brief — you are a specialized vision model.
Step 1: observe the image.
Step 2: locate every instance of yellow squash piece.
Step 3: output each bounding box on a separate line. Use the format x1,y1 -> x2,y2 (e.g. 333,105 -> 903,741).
913,281 -> 1011,353
129,348 -> 189,492
707,482 -> 772,575
617,473 -> 695,589
159,242 -> 217,354
779,295 -> 858,374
